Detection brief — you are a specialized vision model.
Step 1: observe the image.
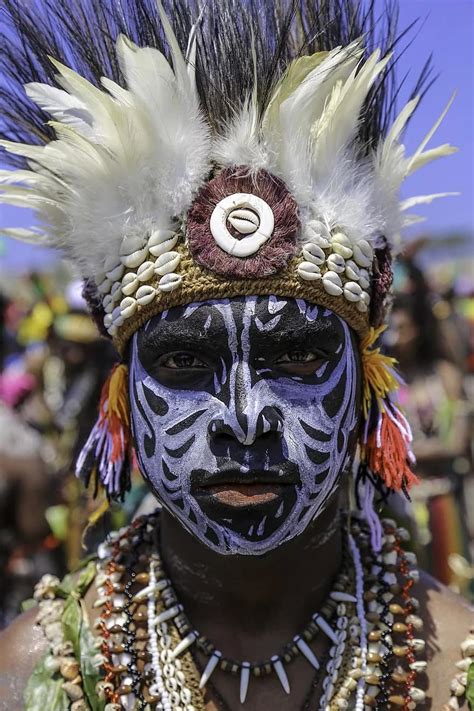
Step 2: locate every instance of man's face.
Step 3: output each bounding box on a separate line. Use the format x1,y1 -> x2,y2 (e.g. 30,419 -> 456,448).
130,296 -> 360,555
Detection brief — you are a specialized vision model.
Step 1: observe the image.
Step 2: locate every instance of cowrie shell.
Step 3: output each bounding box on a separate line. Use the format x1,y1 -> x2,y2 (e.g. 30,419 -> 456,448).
345,260 -> 360,281
359,269 -> 370,290
121,272 -> 139,296
228,208 -> 259,234
110,281 -> 121,301
121,246 -> 149,269
155,251 -> 180,276
331,232 -> 353,259
137,261 -> 155,282
106,263 -> 125,282
120,297 -> 137,319
148,230 -> 179,258
297,261 -> 322,281
103,313 -> 113,329
108,324 -> 118,337
97,277 -> 112,295
357,291 -> 370,312
158,273 -> 183,293
111,306 -> 124,327
326,253 -> 346,273
210,193 -> 274,257
352,239 -> 373,268
302,242 -> 325,265
119,234 -> 144,257
136,285 -> 156,306
305,220 -> 330,248
102,294 -> 114,314
343,281 -> 362,302
322,270 -> 343,296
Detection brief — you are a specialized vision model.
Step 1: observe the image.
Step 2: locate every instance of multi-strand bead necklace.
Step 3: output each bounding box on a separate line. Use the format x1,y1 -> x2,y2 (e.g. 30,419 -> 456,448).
33,511 -> 474,710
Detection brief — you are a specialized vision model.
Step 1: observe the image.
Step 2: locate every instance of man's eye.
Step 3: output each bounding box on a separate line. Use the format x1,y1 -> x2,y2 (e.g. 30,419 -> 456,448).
161,352 -> 207,369
277,350 -> 321,364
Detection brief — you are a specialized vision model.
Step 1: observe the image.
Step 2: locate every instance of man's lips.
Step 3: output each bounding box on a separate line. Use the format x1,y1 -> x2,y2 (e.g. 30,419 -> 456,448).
203,483 -> 291,507
191,466 -> 299,508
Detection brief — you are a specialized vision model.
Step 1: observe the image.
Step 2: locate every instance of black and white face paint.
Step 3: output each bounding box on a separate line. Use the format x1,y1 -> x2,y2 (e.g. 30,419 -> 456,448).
129,297 -> 360,555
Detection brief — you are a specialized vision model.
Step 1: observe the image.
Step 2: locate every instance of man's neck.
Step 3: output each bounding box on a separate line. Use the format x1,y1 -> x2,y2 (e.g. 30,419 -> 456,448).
158,495 -> 344,660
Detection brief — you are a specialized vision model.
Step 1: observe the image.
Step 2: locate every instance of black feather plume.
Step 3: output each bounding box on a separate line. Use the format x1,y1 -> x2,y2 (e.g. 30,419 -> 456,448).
0,0 -> 432,169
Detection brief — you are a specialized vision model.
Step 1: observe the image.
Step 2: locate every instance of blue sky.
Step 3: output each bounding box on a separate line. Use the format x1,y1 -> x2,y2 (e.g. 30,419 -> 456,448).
1,0 -> 472,272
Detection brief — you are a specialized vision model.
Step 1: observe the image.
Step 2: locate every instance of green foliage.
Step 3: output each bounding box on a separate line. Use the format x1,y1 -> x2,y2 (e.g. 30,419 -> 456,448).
24,653 -> 69,711
467,661 -> 474,710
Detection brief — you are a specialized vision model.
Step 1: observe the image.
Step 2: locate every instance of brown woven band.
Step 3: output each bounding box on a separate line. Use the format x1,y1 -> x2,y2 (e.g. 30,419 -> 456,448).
113,244 -> 369,354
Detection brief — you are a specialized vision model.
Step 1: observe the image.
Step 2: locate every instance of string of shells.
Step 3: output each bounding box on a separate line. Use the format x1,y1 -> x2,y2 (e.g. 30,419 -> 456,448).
95,228 -> 183,337
297,218 -> 373,313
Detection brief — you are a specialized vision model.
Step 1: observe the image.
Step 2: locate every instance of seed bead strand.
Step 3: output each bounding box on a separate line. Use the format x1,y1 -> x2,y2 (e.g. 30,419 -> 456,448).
119,520 -> 147,709
349,529 -> 368,711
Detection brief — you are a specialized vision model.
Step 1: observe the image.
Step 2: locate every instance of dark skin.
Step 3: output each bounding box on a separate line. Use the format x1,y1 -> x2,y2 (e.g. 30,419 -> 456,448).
0,302 -> 472,710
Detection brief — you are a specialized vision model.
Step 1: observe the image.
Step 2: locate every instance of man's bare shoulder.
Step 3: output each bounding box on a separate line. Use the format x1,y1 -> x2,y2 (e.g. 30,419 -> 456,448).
418,572 -> 473,707
0,607 -> 48,711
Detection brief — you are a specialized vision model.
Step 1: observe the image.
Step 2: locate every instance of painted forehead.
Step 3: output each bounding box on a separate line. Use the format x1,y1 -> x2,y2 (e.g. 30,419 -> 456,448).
136,297 -> 349,358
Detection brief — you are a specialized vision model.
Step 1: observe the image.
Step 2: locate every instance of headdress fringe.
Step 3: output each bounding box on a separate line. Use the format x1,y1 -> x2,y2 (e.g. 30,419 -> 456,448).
359,326 -> 418,494
76,363 -> 131,499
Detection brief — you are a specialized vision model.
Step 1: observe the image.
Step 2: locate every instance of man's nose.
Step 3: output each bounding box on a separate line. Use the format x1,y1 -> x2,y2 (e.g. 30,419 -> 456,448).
208,405 -> 283,447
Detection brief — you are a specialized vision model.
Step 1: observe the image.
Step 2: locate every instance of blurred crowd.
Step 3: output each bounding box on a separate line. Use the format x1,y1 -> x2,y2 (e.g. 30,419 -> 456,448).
0,246 -> 473,626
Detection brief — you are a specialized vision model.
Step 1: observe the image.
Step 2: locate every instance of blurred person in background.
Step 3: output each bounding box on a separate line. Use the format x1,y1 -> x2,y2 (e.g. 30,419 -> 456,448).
386,259 -> 472,592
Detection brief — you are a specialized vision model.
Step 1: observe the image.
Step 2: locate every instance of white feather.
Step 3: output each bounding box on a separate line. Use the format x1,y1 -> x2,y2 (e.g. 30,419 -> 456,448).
25,83 -> 94,137
406,93 -> 456,175
0,15 -> 211,282
400,192 -> 459,211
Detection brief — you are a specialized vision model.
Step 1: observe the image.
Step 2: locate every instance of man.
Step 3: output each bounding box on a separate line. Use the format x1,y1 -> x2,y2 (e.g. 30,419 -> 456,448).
0,0 -> 472,708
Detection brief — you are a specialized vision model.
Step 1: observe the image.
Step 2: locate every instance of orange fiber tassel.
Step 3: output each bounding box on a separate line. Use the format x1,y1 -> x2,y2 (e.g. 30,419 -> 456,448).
365,411 -> 419,492
76,363 -> 131,498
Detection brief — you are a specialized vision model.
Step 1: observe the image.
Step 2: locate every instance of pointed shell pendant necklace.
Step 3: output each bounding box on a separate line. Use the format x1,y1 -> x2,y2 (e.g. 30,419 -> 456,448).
141,532 -> 355,705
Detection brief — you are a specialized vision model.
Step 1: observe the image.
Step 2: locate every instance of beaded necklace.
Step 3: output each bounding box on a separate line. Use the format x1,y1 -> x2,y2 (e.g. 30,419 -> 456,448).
31,512 -> 474,710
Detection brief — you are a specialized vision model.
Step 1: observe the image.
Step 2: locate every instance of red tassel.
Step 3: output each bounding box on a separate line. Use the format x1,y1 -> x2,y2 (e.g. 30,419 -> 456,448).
365,410 -> 419,492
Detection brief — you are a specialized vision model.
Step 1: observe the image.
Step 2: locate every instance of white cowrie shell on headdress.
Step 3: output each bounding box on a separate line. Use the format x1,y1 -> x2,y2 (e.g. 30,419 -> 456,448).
322,270 -> 343,296
105,263 -> 125,282
352,239 -> 373,268
326,253 -> 346,273
148,230 -> 179,258
108,324 -> 118,337
343,282 -> 362,302
155,251 -> 181,276
136,285 -> 156,306
110,281 -> 121,302
137,261 -> 155,282
158,273 -> 183,293
357,291 -> 370,312
359,269 -> 370,290
103,313 -> 113,329
119,234 -> 144,257
227,208 -> 259,234
302,242 -> 325,265
120,297 -> 137,320
345,260 -> 360,281
210,193 -> 274,257
121,272 -> 139,296
121,246 -> 149,269
111,306 -> 124,327
97,277 -> 112,295
305,220 -> 330,248
102,294 -> 114,314
297,261 -> 322,281
331,233 -> 353,259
